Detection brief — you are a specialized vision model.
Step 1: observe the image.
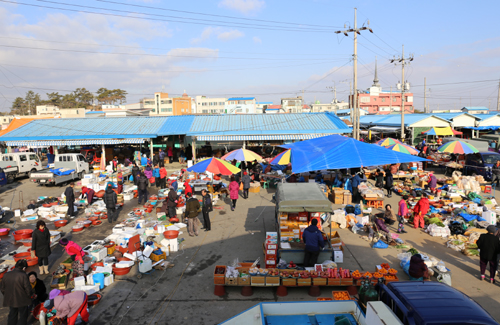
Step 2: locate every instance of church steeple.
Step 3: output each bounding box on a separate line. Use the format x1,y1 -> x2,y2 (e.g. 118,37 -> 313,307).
372,57 -> 380,87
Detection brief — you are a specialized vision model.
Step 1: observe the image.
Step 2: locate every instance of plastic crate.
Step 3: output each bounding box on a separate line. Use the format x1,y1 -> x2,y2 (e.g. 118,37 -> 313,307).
150,251 -> 166,262
214,265 -> 226,285
251,276 -> 266,286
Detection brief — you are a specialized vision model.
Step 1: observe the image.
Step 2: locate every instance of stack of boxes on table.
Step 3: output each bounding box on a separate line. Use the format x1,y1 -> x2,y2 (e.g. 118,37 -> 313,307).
264,232 -> 278,269
279,212 -> 320,242
331,188 -> 352,205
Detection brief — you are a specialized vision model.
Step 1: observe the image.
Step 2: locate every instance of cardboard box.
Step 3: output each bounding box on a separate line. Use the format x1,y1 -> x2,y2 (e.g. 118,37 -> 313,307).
331,231 -> 342,245
266,276 -> 280,286
249,187 -> 260,193
343,193 -> 352,205
355,215 -> 370,226
20,214 -> 38,222
282,278 -> 296,286
333,246 -> 344,263
251,276 -> 266,286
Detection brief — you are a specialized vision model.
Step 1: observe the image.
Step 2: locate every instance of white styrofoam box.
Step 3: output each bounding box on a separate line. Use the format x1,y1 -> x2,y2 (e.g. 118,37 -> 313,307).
105,234 -> 120,242
74,276 -> 86,287
73,284 -> 99,295
123,193 -> 133,201
143,245 -> 154,258
55,205 -> 68,212
84,173 -> 96,179
124,253 -> 136,261
469,203 -> 478,211
113,225 -> 125,234
81,178 -> 91,186
482,211 -> 497,225
333,249 -> 343,263
165,238 -> 178,252
355,215 -> 370,226
38,207 -> 53,213
104,273 -> 114,286
91,247 -> 107,262
175,207 -> 185,216
21,215 -> 38,222
123,227 -> 136,233
86,274 -> 94,285
95,266 -> 113,274
116,261 -> 134,268
156,225 -> 166,233
14,209 -> 21,217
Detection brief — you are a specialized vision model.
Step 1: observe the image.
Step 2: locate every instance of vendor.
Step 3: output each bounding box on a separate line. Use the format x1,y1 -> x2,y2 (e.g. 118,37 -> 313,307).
350,172 -> 362,204
408,254 -> 430,281
184,181 -> 193,196
81,186 -> 95,205
44,291 -> 89,325
383,204 -> 396,226
374,214 -> 393,244
384,166 -> 393,198
302,219 -> 325,267
374,168 -> 384,188
413,193 -> 430,230
117,169 -> 124,194
28,272 -> 47,306
59,238 -> 85,277
477,225 -> 500,283
427,173 -> 437,193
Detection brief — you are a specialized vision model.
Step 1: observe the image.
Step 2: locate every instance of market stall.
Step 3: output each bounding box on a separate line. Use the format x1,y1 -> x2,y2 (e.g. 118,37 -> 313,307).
274,183 -> 334,264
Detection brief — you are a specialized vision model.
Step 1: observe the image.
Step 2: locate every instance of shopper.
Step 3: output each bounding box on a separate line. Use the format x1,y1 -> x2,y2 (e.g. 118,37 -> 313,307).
44,291 -> 89,325
350,172 -> 361,203
28,272 -> 47,306
167,146 -> 173,164
1,260 -> 32,325
141,154 -> 148,167
132,163 -> 140,186
408,254 -> 430,281
427,172 -> 437,193
59,238 -> 85,277
159,165 -> 168,189
144,165 -> 153,186
374,168 -> 384,188
185,192 -> 201,237
302,219 -> 325,267
31,220 -> 51,275
397,195 -> 409,233
137,172 -> 149,205
383,204 -> 396,226
64,182 -> 76,218
384,166 -> 393,198
184,181 -> 193,196
201,189 -> 213,231
167,186 -> 178,219
492,160 -> 500,187
153,165 -> 161,188
103,183 -> 118,223
477,225 -> 500,283
228,176 -> 240,211
241,171 -> 251,199
117,169 -> 123,194
413,193 -> 429,229
159,148 -> 166,164
112,156 -> 118,172
81,186 -> 95,205
152,153 -> 160,166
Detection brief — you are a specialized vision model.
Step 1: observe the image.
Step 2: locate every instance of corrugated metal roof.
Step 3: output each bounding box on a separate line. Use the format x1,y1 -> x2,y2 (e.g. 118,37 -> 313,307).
360,114 -> 450,127
463,106 -> 489,110
157,115 -> 195,136
227,97 -> 255,101
0,117 -> 168,141
188,113 -> 351,136
476,113 -> 500,120
432,113 -> 480,120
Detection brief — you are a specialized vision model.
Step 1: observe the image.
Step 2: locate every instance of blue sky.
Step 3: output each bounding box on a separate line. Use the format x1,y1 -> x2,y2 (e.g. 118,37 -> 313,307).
0,0 -> 499,112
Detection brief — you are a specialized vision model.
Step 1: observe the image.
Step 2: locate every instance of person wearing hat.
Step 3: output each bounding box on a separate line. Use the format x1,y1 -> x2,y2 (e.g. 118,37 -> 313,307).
184,181 -> 193,197
241,171 -> 251,199
44,290 -> 89,325
185,192 -> 201,236
413,193 -> 429,229
31,220 -> 51,275
1,260 -> 33,325
64,182 -> 76,219
477,225 -> 500,283
167,186 -> 178,219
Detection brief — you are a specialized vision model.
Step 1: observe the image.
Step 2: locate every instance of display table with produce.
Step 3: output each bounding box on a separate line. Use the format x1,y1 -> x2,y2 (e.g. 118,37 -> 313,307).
274,183 -> 334,264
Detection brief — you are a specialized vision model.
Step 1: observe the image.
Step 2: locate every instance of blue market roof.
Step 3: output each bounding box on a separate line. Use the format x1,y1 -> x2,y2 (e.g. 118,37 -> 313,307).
360,114 -> 450,127
256,101 -> 273,104
432,112 -> 481,120
157,115 -> 195,136
227,97 -> 255,101
187,112 -> 351,136
463,106 -> 489,110
86,111 -> 104,114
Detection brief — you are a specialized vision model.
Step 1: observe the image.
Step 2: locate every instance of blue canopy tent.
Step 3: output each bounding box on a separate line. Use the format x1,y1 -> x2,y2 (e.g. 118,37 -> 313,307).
280,135 -> 430,174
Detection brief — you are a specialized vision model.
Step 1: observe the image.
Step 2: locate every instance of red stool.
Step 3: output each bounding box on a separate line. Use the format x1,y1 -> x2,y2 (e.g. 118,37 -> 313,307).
484,185 -> 492,194
241,286 -> 253,296
214,285 -> 226,297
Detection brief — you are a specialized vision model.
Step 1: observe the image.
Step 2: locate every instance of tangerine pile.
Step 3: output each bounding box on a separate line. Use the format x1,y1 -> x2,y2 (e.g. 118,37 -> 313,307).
333,291 -> 351,300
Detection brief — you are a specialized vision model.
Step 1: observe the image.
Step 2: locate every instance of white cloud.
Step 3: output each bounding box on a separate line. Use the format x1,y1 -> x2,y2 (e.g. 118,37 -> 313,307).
218,30 -> 244,41
218,0 -> 265,14
252,36 -> 262,44
191,27 -> 244,44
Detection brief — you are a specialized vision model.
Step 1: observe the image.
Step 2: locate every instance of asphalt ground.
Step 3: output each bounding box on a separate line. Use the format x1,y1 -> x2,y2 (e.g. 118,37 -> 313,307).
0,168 -> 499,325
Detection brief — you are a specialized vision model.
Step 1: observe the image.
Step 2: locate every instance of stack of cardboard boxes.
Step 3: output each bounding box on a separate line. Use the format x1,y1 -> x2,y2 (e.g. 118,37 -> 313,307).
279,212 -> 310,241
332,188 -> 352,205
264,232 -> 278,268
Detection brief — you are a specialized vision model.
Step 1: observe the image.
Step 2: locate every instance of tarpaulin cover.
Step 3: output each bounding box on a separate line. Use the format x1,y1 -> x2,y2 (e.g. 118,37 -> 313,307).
276,183 -> 332,213
49,168 -> 75,176
280,134 -> 430,174
421,127 -> 457,136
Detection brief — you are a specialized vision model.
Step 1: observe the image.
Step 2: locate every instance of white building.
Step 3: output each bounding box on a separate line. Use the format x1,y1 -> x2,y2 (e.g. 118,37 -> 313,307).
195,96 -> 227,114
225,97 -> 257,114
281,97 -> 303,113
36,105 -> 60,115
461,107 -> 489,114
101,103 -> 148,117
256,101 -> 273,114
310,100 -> 349,113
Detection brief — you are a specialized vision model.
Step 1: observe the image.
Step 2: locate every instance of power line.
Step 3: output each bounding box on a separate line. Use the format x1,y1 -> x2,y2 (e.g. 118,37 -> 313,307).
4,0 -> 336,33
0,43 -> 340,61
93,0 -> 342,29
302,61 -> 352,91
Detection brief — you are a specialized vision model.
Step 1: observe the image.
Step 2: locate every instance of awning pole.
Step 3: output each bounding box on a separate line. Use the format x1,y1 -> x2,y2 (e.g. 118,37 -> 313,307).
150,138 -> 154,160
192,137 -> 197,161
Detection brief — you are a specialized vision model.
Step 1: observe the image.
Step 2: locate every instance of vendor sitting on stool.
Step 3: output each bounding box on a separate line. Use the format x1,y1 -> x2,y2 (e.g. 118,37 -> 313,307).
302,219 -> 325,267
409,254 -> 430,281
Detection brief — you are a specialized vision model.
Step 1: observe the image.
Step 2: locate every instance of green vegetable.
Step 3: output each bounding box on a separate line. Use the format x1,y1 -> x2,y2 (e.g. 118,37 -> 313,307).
436,222 -> 445,227
396,245 -> 410,249
428,217 -> 441,225
408,248 -> 419,256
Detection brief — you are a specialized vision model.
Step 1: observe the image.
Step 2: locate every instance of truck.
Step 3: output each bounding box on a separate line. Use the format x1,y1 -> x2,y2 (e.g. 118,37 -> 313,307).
222,282 -> 498,325
0,152 -> 43,182
464,152 -> 500,180
30,153 -> 89,186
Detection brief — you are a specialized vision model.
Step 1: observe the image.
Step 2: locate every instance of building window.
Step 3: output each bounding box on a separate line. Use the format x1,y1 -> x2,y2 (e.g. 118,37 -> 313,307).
202,110 -> 208,113
152,109 -> 156,112
381,98 -> 386,102
161,100 -> 172,104
392,97 -> 396,102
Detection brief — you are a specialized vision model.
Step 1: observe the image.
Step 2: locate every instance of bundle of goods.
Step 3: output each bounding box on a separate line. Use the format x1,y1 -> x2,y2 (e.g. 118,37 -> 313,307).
426,223 -> 451,238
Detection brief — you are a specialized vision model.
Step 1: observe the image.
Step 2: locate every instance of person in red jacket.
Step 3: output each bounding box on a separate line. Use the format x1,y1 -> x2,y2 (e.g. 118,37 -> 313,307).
413,193 -> 429,229
159,165 -> 168,189
184,181 -> 193,197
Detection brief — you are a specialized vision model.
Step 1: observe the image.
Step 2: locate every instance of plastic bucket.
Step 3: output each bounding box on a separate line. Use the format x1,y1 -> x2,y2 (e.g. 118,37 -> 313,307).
93,273 -> 105,289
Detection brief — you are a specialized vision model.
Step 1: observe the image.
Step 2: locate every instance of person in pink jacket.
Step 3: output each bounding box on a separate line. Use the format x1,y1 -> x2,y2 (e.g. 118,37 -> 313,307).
44,291 -> 89,325
228,175 -> 240,211
397,195 -> 409,233
59,238 -> 85,277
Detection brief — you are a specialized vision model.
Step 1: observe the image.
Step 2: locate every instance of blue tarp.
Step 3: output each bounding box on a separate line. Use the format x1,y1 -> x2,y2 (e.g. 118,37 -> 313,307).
280,135 -> 430,174
463,126 -> 500,131
49,168 -> 75,176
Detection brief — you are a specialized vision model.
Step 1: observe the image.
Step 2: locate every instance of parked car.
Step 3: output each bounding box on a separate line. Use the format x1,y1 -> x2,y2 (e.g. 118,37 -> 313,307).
464,152 -> 500,180
30,153 -> 89,185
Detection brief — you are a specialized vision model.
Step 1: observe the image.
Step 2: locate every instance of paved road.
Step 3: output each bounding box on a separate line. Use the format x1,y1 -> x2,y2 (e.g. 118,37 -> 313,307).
0,170 -> 499,324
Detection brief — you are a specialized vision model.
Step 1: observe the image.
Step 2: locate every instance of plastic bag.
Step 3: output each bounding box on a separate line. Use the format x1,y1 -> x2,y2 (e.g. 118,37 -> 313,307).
373,240 -> 388,249
437,273 -> 452,286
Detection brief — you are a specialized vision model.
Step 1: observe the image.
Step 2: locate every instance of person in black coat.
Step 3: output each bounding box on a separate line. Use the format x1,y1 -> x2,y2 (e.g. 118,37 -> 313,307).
201,189 -> 213,231
27,271 -> 47,307
0,260 -> 33,325
31,220 -> 51,275
137,173 -> 149,205
384,167 -> 393,198
132,163 -> 140,186
103,183 -> 118,223
64,182 -> 76,218
477,225 -> 500,283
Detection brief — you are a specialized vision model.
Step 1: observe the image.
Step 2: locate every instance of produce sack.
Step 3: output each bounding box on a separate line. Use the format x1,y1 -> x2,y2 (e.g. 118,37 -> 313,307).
373,240 -> 388,249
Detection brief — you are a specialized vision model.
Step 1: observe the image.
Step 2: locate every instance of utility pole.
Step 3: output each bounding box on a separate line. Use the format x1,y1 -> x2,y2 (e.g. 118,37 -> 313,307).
424,77 -> 427,114
335,8 -> 372,140
390,45 -> 413,141
496,79 -> 500,111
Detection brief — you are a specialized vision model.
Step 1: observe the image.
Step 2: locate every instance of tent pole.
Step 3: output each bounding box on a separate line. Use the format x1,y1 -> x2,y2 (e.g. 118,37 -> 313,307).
192,137 -> 197,161
150,138 -> 154,159
411,127 -> 414,145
